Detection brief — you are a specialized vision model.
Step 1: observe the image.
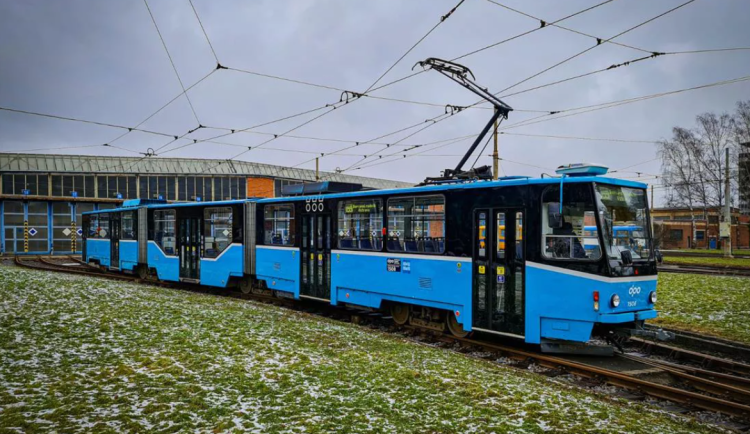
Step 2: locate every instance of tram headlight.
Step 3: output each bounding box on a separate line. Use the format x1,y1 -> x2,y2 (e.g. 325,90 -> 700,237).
649,291 -> 657,304
610,294 -> 621,308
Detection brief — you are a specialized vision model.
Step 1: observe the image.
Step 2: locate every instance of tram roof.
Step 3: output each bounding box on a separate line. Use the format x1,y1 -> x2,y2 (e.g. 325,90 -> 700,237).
81,176 -> 648,213
82,199 -> 249,214
258,176 -> 648,203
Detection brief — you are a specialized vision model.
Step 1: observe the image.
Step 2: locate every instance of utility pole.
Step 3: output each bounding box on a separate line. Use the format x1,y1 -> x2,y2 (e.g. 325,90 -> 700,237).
315,157 -> 320,181
723,147 -> 733,257
650,184 -> 654,209
492,108 -> 499,180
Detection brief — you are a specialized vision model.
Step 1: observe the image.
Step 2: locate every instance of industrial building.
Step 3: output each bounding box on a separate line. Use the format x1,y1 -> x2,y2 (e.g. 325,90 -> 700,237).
0,153 -> 410,255
652,206 -> 750,250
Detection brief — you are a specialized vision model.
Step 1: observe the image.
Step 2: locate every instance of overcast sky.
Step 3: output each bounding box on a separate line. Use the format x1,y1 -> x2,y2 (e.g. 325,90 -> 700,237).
1,0 -> 749,204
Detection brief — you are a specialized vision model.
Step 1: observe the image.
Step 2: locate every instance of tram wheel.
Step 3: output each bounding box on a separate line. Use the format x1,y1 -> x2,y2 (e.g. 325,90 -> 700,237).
446,312 -> 469,338
136,266 -> 148,280
390,303 -> 410,325
239,280 -> 253,294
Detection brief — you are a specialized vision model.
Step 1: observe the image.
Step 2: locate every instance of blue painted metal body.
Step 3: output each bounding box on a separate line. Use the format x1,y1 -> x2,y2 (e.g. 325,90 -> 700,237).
147,241 -> 180,282
329,251 -> 474,327
85,239 -> 111,267
119,240 -> 138,271
255,246 -> 300,296
525,262 -> 657,343
200,244 -> 244,288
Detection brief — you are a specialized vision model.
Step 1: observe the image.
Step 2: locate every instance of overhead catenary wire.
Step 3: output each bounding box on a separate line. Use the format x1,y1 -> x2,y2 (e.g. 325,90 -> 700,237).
492,0 -> 697,97
0,106 -> 178,139
483,0 -> 654,54
361,0 -> 465,94
144,0 -> 201,124
498,131 -> 657,144
1,0 -> 621,169
452,0 -> 617,63
188,0 -> 219,64
328,0 -> 690,171
340,73 -> 750,173
178,0 -> 469,178
498,73 -> 750,131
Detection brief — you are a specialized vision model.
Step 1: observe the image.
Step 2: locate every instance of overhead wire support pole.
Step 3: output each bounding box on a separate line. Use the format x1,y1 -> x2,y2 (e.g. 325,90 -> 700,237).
414,58 -> 512,182
724,146 -> 733,258
493,107 -> 499,180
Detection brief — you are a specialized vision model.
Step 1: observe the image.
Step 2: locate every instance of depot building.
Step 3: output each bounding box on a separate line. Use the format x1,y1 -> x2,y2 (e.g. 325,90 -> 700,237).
0,153 -> 409,255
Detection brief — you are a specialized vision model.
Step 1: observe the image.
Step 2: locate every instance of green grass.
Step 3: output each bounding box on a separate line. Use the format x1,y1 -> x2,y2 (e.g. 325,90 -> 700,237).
674,249 -> 750,256
652,273 -> 750,344
0,266 -> 720,433
663,255 -> 750,268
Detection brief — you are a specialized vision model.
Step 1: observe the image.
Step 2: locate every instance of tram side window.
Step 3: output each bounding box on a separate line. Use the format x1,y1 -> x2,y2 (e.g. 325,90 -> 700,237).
154,210 -> 176,255
541,185 -> 601,260
204,207 -> 233,258
387,195 -> 445,254
263,204 -> 295,246
87,214 -> 99,238
338,199 -> 383,251
89,214 -> 110,239
122,211 -> 136,240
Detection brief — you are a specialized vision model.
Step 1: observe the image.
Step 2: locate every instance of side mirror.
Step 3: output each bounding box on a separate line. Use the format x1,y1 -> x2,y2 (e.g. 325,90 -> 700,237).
655,248 -> 663,264
620,250 -> 633,265
547,203 -> 562,228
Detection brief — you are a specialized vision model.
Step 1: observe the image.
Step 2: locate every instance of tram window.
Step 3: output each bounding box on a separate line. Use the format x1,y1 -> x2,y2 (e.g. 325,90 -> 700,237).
541,185 -> 601,260
263,204 -> 295,246
90,213 -> 110,239
204,207 -> 233,258
122,211 -> 136,240
339,199 -> 383,251
495,212 -> 504,259
387,195 -> 444,254
154,210 -> 176,255
515,211 -> 524,260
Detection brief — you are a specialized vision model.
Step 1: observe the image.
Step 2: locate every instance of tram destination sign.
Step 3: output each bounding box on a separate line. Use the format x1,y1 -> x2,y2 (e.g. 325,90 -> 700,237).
344,202 -> 377,214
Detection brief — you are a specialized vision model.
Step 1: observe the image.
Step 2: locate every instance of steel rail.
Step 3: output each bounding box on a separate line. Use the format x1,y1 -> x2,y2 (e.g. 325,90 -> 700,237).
14,256 -> 138,282
445,335 -> 750,420
630,337 -> 750,376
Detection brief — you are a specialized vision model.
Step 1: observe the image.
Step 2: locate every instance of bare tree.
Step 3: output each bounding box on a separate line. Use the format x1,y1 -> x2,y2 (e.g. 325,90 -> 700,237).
658,102 -> 744,246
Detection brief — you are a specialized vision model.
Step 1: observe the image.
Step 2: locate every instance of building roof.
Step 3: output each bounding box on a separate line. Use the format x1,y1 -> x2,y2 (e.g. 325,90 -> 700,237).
0,153 -> 412,190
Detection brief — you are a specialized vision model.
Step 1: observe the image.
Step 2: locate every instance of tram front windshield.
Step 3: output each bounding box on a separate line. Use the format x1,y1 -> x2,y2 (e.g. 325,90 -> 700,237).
594,184 -> 651,261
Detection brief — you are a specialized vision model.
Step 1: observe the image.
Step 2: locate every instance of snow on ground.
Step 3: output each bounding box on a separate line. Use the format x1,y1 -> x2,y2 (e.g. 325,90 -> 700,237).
0,266 -> 720,433
652,273 -> 750,344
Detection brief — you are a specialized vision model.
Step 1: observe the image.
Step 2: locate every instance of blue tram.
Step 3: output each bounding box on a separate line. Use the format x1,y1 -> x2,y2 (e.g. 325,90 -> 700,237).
83,167 -> 660,350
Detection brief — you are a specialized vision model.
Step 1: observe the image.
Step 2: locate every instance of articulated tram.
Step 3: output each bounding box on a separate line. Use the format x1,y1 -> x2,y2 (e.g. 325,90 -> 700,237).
83,165 -> 660,351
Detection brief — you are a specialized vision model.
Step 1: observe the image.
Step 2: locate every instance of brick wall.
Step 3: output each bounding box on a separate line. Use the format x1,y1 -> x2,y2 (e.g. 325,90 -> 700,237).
246,177 -> 275,198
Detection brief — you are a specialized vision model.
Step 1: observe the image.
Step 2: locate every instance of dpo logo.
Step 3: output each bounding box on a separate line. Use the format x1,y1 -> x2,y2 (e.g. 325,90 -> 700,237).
628,285 -> 642,296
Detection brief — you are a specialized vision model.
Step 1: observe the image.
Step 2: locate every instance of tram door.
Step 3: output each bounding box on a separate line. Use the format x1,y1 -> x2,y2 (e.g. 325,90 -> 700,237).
110,213 -> 121,269
179,217 -> 201,281
300,213 -> 331,301
472,209 -> 525,336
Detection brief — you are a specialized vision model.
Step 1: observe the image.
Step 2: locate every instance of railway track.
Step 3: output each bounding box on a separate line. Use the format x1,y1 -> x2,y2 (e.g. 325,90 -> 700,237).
663,251 -> 750,260
14,255 -> 139,282
642,324 -> 750,363
658,263 -> 750,277
8,256 -> 750,428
